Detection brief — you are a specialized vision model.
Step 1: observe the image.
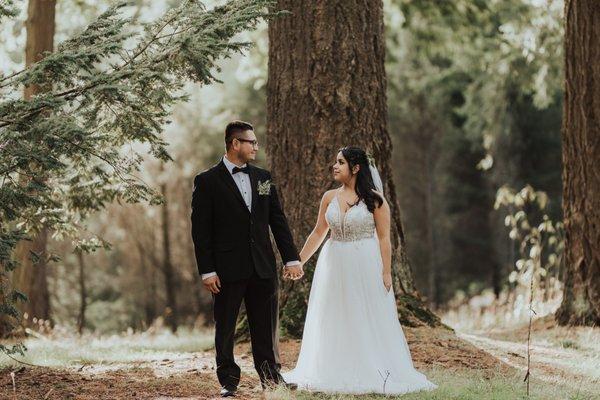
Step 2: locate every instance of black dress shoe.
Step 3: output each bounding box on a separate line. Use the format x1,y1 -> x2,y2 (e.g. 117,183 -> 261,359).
261,379 -> 298,391
282,381 -> 298,391
220,386 -> 237,397
277,373 -> 298,391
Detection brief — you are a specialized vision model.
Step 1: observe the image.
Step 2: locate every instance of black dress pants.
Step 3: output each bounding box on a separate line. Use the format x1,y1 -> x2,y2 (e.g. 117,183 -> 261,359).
213,267 -> 281,388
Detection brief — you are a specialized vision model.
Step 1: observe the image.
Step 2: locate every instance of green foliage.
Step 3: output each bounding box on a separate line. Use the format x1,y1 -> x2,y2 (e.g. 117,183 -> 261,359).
0,0 -> 276,342
0,0 -> 17,21
385,0 -> 564,303
495,185 -> 564,294
0,342 -> 26,357
387,0 -> 564,181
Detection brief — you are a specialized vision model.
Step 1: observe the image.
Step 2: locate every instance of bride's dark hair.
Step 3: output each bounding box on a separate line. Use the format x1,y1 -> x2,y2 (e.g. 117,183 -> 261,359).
339,146 -> 383,213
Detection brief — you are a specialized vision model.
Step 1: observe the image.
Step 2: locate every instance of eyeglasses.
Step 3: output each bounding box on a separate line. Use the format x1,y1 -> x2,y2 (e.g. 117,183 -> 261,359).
235,138 -> 259,147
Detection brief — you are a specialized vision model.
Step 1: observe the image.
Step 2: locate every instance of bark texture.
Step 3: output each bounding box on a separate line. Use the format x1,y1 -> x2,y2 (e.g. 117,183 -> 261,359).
76,250 -> 87,335
161,181 -> 178,333
267,0 -> 440,336
12,0 -> 56,326
556,0 -> 600,326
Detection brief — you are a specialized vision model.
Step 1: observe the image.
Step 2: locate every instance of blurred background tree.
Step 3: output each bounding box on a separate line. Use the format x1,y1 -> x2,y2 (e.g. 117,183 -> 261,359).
387,0 -> 563,309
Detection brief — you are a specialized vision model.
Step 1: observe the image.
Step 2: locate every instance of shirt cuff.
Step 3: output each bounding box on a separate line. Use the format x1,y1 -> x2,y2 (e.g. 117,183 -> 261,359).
284,260 -> 301,267
201,272 -> 217,280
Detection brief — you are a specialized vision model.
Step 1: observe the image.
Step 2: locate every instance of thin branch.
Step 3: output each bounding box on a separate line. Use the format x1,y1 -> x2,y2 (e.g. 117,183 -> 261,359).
0,68 -> 26,85
4,353 -> 41,368
0,0 -> 267,129
121,10 -> 182,69
50,130 -> 155,191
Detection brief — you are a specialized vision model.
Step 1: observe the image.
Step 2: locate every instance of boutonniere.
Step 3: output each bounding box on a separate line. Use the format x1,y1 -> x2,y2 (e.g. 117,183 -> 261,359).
257,179 -> 272,195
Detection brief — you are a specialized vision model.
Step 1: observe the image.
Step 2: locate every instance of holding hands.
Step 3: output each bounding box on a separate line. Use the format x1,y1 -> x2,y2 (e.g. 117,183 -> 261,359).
203,262 -> 303,294
284,263 -> 304,280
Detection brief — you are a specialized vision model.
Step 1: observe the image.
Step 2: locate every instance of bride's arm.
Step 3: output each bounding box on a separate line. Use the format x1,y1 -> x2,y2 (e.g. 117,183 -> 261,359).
298,191 -> 333,265
373,191 -> 392,288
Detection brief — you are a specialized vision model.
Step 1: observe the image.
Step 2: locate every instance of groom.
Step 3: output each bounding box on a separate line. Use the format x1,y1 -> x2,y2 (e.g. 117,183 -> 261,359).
191,120 -> 304,397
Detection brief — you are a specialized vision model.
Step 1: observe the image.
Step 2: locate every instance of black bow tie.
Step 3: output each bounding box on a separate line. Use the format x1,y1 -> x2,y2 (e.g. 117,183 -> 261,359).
232,165 -> 249,174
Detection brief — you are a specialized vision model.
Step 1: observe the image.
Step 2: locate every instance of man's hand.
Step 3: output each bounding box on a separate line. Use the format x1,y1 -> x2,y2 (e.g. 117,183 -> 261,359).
284,264 -> 304,280
203,275 -> 221,294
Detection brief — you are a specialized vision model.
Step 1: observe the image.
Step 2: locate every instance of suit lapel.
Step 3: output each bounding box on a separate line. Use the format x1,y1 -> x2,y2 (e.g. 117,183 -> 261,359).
248,164 -> 259,215
217,160 -> 250,213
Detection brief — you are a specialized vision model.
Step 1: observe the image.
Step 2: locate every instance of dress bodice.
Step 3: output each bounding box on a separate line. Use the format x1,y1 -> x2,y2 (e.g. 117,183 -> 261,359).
326,196 -> 376,242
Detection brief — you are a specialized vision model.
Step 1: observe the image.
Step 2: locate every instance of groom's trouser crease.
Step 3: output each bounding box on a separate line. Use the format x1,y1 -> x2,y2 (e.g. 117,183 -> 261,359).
213,263 -> 280,388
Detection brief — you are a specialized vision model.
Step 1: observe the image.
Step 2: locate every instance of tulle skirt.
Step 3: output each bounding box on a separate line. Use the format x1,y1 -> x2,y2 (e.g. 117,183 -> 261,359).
281,237 -> 437,395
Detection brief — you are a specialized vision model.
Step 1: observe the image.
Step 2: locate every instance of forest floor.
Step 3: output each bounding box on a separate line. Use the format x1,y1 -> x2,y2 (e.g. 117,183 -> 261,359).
0,317 -> 598,399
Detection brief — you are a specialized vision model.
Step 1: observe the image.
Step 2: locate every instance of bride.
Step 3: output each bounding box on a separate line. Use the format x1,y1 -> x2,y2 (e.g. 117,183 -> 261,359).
281,146 -> 437,395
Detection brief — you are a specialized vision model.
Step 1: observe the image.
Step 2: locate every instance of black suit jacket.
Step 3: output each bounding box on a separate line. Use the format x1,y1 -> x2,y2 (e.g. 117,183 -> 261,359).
191,159 -> 300,282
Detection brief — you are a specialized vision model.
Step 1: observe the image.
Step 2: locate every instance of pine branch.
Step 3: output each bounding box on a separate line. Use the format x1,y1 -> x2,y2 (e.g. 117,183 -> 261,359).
0,0 -> 278,341
0,0 -> 17,22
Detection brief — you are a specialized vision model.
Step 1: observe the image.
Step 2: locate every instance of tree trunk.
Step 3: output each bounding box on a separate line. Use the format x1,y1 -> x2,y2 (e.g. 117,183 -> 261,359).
12,0 -> 56,327
135,240 -> 157,327
426,151 -> 440,309
24,0 -> 56,98
160,181 -> 178,332
76,250 -> 87,335
267,0 -> 440,337
556,0 -> 600,326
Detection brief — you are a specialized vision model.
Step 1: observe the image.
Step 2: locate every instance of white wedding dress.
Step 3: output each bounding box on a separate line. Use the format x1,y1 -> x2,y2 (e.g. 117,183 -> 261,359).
281,195 -> 437,395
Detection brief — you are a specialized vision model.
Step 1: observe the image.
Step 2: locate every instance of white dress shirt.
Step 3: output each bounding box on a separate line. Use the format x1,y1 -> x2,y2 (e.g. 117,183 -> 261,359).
223,153 -> 253,211
201,155 -> 301,280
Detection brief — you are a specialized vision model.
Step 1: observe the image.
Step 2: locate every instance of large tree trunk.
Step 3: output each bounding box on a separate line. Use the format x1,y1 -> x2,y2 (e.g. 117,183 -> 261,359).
556,0 -> 600,326
267,0 -> 440,337
12,0 -> 56,327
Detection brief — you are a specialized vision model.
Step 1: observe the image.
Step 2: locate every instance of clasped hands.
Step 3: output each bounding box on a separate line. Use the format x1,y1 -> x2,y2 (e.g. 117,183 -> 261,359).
283,263 -> 304,280
204,263 -> 304,294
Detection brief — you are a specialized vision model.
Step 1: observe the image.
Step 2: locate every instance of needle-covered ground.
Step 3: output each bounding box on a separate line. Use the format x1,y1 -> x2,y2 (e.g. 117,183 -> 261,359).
0,319 -> 598,399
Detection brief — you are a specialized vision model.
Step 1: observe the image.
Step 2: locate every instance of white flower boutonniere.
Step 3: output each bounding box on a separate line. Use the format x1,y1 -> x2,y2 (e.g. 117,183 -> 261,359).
258,179 -> 272,196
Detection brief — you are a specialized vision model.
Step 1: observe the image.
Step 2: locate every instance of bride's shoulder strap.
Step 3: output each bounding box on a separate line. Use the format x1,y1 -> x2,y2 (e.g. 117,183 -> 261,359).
323,188 -> 337,200
319,189 -> 335,207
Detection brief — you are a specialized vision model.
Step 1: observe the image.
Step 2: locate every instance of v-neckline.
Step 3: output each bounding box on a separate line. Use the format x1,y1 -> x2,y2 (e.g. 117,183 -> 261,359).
335,195 -> 355,218
335,194 -> 360,238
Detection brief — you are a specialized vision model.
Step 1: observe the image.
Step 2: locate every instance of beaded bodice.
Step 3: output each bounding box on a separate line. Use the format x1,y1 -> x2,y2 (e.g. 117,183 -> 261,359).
326,196 -> 376,242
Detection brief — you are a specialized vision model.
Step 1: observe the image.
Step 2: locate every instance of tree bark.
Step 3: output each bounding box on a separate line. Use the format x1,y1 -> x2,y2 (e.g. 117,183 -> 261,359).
267,0 -> 440,337
12,0 -> 56,327
134,240 -> 156,327
160,181 -> 178,332
556,0 -> 600,326
76,250 -> 87,335
426,149 -> 440,308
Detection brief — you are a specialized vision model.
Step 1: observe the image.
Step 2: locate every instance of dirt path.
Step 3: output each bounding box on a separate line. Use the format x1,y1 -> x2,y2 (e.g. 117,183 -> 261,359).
457,331 -> 600,390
